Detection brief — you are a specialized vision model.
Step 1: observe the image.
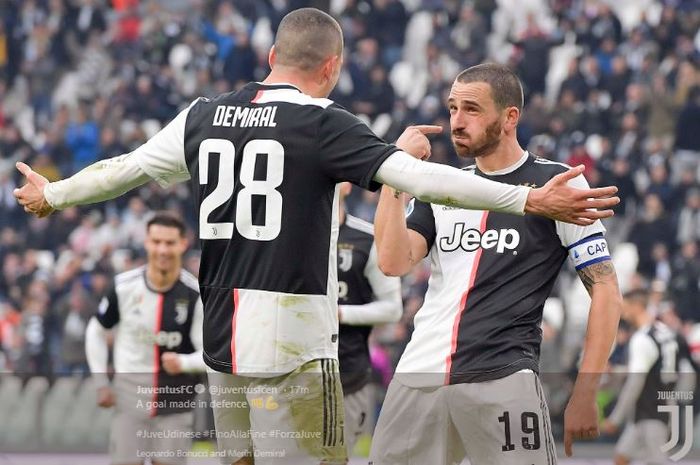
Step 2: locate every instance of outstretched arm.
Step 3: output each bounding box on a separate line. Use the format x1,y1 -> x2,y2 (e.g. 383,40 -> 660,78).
15,154 -> 152,216
374,151 -> 619,226
14,101 -> 194,217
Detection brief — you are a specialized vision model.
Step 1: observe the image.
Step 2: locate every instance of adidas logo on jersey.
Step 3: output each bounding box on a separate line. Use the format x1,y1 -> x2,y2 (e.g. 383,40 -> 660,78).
439,223 -> 520,254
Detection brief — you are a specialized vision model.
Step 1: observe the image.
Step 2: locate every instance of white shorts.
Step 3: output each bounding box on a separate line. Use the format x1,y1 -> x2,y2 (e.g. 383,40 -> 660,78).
110,410 -> 194,465
615,420 -> 668,464
370,370 -> 556,465
343,383 -> 374,454
207,358 -> 346,465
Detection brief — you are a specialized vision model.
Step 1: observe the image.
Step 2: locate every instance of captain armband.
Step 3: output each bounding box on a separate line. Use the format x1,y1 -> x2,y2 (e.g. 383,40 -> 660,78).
567,235 -> 611,270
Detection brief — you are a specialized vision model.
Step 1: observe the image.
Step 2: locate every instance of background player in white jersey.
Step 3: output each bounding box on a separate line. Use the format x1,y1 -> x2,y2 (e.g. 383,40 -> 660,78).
85,213 -> 206,465
371,63 -> 622,465
602,290 -> 697,465
336,182 -> 402,453
14,8 -> 620,465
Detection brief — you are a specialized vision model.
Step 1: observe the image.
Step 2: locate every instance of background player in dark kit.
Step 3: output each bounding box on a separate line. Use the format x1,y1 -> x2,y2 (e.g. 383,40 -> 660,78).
602,289 -> 697,465
371,63 -> 622,465
86,213 -> 205,465
15,8 -> 619,465
336,182 -> 402,453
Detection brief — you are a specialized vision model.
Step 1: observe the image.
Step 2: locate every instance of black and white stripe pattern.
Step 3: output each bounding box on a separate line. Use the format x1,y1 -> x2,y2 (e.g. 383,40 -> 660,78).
321,359 -> 343,448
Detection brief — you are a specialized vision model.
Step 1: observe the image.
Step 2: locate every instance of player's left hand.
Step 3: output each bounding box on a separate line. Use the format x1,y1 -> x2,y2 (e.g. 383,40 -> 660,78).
13,162 -> 55,218
161,352 -> 183,374
563,393 -> 599,457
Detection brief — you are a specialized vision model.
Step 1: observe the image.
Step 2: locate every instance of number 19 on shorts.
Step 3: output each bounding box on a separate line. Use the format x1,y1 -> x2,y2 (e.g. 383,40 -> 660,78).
498,411 -> 540,451
198,138 -> 284,241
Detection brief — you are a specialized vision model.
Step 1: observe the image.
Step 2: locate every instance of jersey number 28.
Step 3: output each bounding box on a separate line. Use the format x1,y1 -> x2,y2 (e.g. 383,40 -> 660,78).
198,138 -> 283,241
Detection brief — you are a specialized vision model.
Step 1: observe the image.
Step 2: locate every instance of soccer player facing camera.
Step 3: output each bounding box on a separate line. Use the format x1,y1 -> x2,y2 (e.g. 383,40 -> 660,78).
370,63 -> 622,465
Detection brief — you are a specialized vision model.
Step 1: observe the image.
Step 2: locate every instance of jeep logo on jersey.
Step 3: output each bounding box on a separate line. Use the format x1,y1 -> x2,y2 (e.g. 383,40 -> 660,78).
137,328 -> 183,349
439,223 -> 521,253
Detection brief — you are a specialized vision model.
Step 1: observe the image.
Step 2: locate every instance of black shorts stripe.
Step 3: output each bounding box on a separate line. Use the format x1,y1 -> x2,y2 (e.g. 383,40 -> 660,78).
326,359 -> 335,447
322,359 -> 330,447
329,359 -> 339,447
534,376 -> 557,464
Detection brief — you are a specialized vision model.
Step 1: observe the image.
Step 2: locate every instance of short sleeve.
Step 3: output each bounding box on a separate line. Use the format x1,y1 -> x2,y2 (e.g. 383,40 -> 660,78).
627,332 -> 659,373
554,173 -> 607,247
406,198 -> 437,250
319,105 -> 399,191
95,287 -> 120,329
554,173 -> 610,269
132,99 -> 199,187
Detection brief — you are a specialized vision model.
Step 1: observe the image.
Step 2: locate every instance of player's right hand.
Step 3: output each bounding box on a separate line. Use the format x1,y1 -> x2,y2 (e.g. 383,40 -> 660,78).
600,418 -> 619,435
563,392 -> 599,456
97,386 -> 115,408
525,165 -> 619,226
395,125 -> 442,160
13,162 -> 55,218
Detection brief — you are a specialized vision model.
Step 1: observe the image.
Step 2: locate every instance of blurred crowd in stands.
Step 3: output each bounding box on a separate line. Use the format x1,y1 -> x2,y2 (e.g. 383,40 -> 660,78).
0,0 -> 699,430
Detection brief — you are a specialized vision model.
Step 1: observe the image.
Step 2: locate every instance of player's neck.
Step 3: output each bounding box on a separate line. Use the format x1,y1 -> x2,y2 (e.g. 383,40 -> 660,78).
474,139 -> 525,174
146,265 -> 180,293
634,313 -> 654,329
263,68 -> 322,98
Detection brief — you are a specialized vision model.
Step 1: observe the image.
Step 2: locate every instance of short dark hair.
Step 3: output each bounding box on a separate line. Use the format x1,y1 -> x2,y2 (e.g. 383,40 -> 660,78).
147,212 -> 186,237
274,8 -> 343,71
623,289 -> 649,307
456,63 -> 524,112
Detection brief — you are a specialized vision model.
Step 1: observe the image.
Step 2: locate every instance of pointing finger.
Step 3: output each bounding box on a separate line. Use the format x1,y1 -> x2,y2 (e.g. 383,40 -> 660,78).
564,430 -> 573,457
411,125 -> 443,135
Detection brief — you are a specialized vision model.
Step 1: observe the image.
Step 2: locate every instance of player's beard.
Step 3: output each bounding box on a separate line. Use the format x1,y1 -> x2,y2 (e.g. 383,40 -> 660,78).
452,118 -> 502,159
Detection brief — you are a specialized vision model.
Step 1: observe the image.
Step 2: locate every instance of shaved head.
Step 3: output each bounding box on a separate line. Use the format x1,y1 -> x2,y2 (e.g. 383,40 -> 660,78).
274,8 -> 343,71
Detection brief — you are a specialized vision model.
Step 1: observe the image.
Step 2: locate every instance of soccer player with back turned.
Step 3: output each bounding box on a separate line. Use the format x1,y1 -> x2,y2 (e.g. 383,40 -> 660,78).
602,290 -> 697,465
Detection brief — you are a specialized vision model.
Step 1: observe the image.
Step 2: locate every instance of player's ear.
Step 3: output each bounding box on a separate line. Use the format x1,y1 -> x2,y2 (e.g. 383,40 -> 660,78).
320,54 -> 338,84
268,45 -> 277,69
504,106 -> 520,133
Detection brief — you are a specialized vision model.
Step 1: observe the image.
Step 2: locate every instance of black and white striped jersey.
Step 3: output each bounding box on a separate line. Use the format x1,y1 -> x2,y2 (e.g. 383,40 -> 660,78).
132,82 -> 399,375
398,152 -> 609,386
630,322 -> 693,422
95,266 -> 203,415
337,215 -> 402,394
